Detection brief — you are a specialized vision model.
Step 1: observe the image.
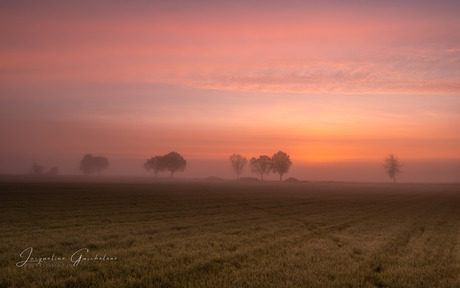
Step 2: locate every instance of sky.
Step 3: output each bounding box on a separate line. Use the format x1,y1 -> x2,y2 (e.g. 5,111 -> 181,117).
1,0 -> 459,181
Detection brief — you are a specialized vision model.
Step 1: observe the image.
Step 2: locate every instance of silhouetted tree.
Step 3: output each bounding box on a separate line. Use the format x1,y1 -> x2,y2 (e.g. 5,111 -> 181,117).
272,151 -> 292,181
80,154 -> 109,175
384,154 -> 402,183
144,156 -> 166,177
80,154 -> 94,175
93,156 -> 109,175
162,152 -> 186,177
229,154 -> 247,179
29,163 -> 44,176
250,155 -> 272,181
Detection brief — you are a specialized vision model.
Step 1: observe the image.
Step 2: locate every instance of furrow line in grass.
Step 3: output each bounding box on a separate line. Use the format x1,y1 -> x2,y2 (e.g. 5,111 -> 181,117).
128,196 -> 420,240
271,193 -> 435,239
149,224 -> 308,284
146,194 -> 436,286
356,196 -> 457,288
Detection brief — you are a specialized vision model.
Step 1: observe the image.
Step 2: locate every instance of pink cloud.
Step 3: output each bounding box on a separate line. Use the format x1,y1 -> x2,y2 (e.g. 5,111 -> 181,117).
1,3 -> 459,95
1,1 -> 459,175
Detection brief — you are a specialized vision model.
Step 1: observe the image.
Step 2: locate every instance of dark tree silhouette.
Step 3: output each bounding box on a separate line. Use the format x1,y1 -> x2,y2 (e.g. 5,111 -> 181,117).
229,154 -> 247,179
272,151 -> 292,181
162,152 -> 186,177
144,156 -> 166,177
384,153 -> 402,183
93,156 -> 109,175
80,154 -> 109,175
250,155 -> 272,181
80,154 -> 94,175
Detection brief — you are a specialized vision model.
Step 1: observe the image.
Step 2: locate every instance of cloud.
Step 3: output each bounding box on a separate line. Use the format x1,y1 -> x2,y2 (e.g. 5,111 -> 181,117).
1,0 -> 459,173
1,1 -> 459,95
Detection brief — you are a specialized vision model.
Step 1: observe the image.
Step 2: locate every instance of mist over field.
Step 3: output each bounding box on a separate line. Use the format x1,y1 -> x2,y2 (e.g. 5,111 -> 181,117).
1,0 -> 460,286
1,181 -> 460,287
1,155 -> 459,183
1,0 -> 460,184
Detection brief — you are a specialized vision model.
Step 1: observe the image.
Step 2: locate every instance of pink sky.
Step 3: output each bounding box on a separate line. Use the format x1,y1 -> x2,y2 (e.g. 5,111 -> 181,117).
0,1 -> 459,181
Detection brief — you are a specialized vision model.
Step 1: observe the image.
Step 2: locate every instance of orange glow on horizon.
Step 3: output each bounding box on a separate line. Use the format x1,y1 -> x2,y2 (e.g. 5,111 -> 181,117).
0,1 -> 459,179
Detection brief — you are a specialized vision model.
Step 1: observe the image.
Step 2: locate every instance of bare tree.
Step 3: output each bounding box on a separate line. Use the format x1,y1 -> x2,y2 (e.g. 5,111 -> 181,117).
250,155 -> 272,181
80,154 -> 109,176
229,154 -> 247,179
384,153 -> 402,183
162,152 -> 186,177
144,156 -> 165,177
272,151 -> 292,181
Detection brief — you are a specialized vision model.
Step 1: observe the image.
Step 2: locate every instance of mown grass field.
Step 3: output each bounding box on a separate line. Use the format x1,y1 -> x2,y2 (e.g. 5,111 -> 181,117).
0,179 -> 459,287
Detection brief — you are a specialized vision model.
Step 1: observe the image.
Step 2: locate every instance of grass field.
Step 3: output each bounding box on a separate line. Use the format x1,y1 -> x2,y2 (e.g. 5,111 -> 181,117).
0,179 -> 459,287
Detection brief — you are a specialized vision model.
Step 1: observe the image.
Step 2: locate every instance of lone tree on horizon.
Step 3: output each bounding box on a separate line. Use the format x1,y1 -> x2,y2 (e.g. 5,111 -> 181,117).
384,153 -> 402,183
272,151 -> 292,181
144,155 -> 165,177
229,154 -> 247,179
250,155 -> 272,181
80,154 -> 109,175
162,152 -> 186,177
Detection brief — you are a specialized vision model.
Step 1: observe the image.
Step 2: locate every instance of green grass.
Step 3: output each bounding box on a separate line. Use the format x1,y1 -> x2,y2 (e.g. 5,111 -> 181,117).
0,180 -> 459,287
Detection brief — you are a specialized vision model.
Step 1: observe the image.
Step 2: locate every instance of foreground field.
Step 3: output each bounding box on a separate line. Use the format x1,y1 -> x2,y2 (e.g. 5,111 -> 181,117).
0,179 -> 459,287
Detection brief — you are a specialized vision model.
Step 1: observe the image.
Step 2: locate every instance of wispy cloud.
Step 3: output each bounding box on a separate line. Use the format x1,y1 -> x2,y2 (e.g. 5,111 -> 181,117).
1,0 -> 459,173
1,1 -> 459,95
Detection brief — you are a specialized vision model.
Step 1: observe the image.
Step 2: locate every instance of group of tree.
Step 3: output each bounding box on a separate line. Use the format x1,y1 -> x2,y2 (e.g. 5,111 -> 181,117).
80,154 -> 109,175
29,163 -> 59,176
75,151 -> 401,183
230,151 -> 402,183
144,152 -> 187,177
229,151 -> 293,181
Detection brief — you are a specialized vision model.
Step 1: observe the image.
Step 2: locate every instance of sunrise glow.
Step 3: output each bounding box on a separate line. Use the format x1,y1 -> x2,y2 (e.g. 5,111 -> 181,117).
1,0 -> 459,181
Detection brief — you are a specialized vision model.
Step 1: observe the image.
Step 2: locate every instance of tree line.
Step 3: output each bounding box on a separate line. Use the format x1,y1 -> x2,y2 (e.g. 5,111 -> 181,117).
144,152 -> 187,177
229,151 -> 293,181
74,151 -> 402,183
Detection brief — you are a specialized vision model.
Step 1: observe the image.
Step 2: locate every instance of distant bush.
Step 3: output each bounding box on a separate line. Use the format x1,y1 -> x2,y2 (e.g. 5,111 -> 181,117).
28,164 -> 59,177
285,177 -> 299,183
239,177 -> 260,182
